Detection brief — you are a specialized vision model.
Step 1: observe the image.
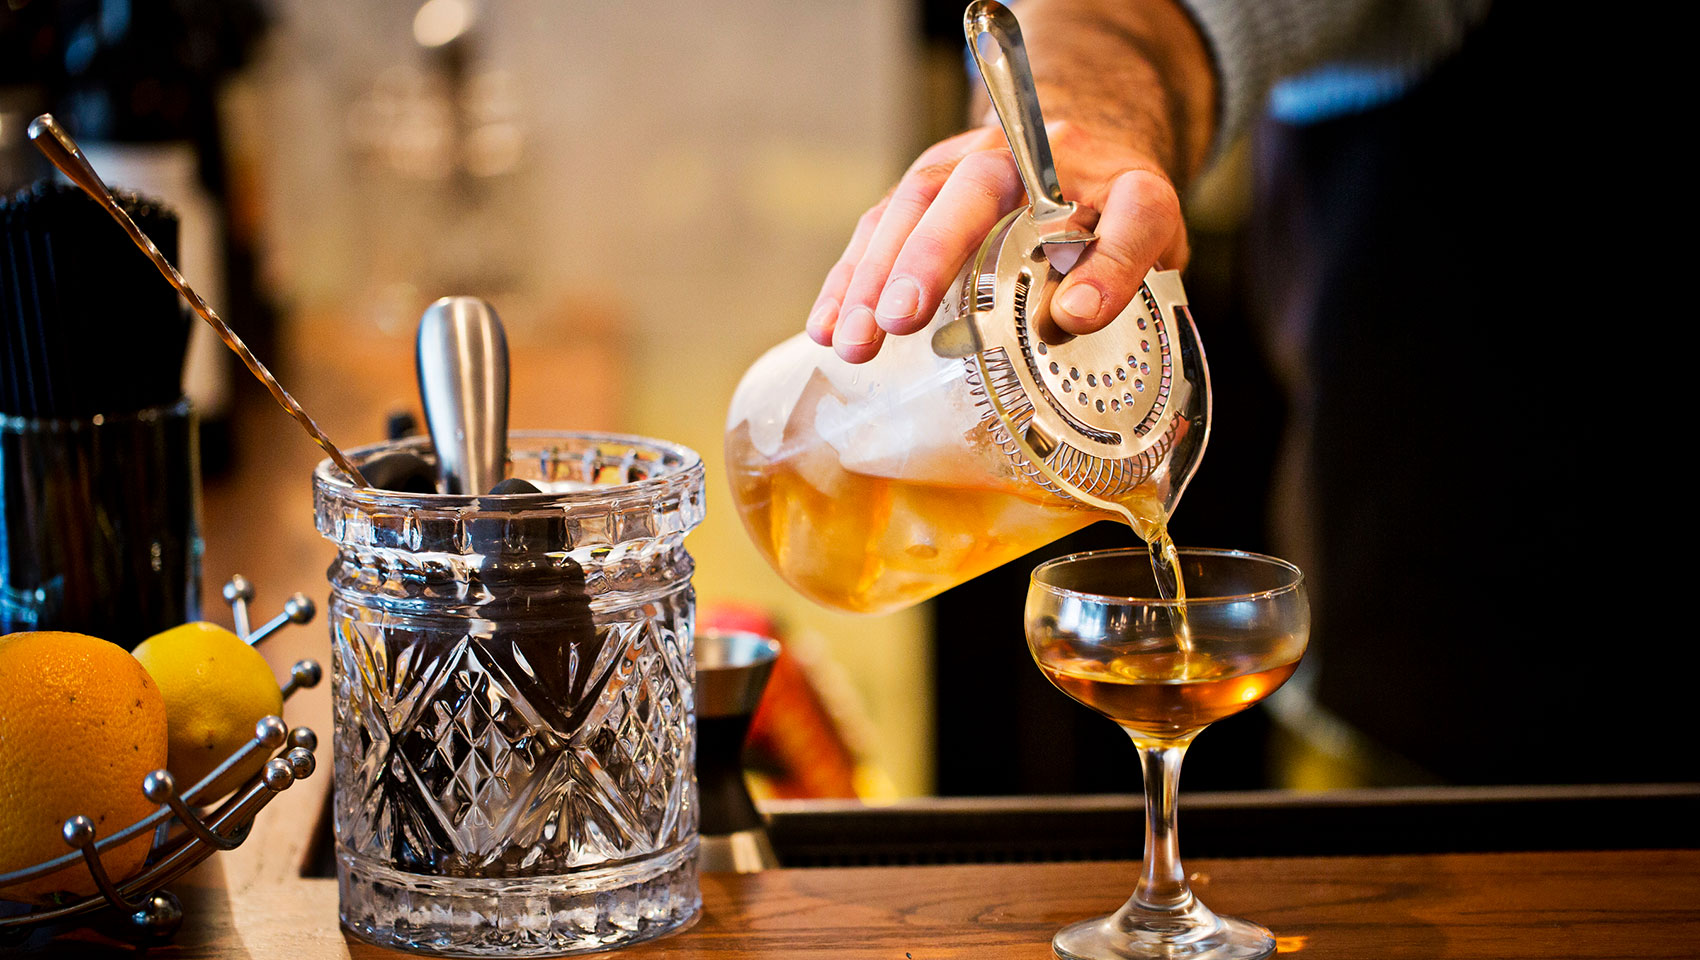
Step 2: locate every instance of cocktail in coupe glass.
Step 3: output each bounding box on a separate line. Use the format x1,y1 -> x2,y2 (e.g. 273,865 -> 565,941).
1026,547 -> 1309,960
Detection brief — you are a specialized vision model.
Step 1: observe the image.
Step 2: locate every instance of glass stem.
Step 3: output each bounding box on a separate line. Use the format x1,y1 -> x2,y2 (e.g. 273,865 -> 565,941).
1133,737 -> 1193,911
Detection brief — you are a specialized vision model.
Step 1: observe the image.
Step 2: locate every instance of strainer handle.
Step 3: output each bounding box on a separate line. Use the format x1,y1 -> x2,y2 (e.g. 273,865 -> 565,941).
964,1 -> 1072,225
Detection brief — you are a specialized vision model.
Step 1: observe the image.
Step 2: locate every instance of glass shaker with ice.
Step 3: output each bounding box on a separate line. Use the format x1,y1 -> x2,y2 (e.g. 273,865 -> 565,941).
725,0 -> 1209,615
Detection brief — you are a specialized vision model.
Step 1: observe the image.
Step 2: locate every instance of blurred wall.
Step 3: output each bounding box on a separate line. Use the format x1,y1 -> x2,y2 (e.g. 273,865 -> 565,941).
240,0 -> 935,794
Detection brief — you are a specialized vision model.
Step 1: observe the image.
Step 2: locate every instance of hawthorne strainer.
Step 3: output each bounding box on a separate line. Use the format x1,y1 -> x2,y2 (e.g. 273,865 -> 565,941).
934,0 -> 1209,518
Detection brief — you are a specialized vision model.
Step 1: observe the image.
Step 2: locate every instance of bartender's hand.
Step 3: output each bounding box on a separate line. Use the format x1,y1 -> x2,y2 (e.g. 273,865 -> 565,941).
806,0 -> 1216,364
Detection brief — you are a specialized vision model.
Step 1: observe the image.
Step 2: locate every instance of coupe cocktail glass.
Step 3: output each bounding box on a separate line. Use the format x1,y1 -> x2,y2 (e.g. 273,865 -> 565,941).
1026,547 -> 1309,960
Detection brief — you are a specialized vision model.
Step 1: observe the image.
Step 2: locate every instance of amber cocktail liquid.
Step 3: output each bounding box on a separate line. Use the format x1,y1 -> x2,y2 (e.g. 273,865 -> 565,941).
1036,645 -> 1301,742
725,369 -> 1101,615
724,357 -> 1195,616
729,459 -> 1088,614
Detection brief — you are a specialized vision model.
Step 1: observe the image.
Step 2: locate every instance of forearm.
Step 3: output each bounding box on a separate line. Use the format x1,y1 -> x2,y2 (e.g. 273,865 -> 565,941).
993,0 -> 1216,188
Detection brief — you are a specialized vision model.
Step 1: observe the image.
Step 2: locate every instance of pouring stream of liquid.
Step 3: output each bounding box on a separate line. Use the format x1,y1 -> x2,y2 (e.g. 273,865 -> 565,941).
970,351 -> 1194,652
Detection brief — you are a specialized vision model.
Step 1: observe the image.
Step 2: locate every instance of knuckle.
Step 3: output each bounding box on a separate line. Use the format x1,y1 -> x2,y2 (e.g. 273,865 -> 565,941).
909,143 -> 952,171
905,159 -> 960,191
1047,119 -> 1088,152
1081,236 -> 1150,286
953,150 -> 1021,200
952,147 -> 1013,181
898,230 -> 953,274
844,261 -> 892,301
914,129 -> 977,167
1119,169 -> 1181,222
825,259 -> 857,285
888,171 -> 949,217
1087,242 -> 1143,282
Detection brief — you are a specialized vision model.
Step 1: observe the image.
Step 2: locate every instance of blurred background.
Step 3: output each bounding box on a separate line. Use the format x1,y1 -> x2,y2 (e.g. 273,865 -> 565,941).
3,0 -> 1688,803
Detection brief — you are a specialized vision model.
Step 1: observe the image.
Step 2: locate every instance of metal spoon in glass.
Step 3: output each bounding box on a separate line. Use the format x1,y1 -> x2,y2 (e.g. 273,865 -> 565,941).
416,296 -> 510,495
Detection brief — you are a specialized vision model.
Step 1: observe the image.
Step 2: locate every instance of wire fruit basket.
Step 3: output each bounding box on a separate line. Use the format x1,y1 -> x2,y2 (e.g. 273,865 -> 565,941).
0,576 -> 322,944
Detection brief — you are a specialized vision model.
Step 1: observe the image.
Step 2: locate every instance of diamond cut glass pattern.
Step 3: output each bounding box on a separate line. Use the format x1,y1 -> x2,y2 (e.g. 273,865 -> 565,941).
316,433 -> 705,956
335,598 -> 695,875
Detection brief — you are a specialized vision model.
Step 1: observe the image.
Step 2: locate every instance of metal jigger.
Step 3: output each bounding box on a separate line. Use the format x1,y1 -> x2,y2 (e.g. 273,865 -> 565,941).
695,630 -> 782,873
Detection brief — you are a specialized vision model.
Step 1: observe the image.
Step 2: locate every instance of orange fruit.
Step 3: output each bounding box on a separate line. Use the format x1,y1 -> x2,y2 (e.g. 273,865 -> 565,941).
0,631 -> 167,903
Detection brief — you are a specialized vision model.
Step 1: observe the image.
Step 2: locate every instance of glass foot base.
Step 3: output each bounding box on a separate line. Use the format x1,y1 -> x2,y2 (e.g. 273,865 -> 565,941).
337,843 -> 699,957
1053,900 -> 1274,960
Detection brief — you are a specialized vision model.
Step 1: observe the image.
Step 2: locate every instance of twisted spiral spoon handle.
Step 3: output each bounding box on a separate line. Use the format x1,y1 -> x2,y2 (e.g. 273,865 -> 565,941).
28,113 -> 368,488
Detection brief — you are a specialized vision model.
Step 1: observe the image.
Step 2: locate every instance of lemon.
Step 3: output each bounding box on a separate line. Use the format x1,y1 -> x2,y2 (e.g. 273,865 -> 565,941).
0,631 -> 168,903
131,622 -> 283,801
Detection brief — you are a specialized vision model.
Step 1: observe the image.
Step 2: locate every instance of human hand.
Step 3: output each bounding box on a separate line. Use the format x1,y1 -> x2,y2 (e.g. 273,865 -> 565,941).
805,120 -> 1189,364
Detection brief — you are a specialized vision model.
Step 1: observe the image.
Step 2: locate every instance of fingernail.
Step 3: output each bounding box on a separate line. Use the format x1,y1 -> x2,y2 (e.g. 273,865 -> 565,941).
875,277 -> 920,327
1055,283 -> 1101,322
807,300 -> 836,334
837,307 -> 879,346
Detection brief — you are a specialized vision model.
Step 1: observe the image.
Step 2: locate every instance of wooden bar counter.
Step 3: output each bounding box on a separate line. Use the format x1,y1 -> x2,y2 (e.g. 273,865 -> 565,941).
14,338 -> 1688,959
18,842 -> 1700,958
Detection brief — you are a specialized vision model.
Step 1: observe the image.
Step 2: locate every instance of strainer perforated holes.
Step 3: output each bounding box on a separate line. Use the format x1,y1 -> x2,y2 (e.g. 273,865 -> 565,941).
947,209 -> 1195,502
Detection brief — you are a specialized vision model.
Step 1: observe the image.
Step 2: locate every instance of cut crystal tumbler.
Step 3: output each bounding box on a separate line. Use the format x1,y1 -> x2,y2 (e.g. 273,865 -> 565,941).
313,432 -> 704,956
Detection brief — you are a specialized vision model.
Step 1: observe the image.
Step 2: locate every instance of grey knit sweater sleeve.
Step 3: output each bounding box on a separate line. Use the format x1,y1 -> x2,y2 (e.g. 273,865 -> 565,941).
1177,0 -> 1491,148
